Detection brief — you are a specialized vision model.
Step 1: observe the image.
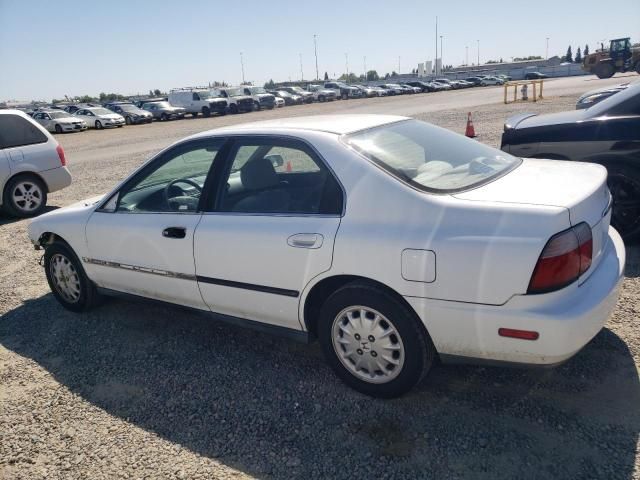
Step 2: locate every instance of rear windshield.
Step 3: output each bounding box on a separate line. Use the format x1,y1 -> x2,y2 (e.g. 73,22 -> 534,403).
0,114 -> 48,149
343,119 -> 521,193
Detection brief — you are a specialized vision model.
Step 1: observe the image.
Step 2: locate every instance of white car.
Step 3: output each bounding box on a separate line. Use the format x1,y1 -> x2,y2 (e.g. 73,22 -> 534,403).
480,76 -> 504,86
1,110 -> 72,217
32,110 -> 87,133
73,107 -> 125,129
28,114 -> 625,398
274,96 -> 285,108
307,84 -> 337,102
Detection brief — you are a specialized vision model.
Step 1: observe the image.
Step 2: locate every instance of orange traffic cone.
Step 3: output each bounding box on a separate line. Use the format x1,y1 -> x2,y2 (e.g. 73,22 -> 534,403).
286,160 -> 292,172
465,112 -> 477,138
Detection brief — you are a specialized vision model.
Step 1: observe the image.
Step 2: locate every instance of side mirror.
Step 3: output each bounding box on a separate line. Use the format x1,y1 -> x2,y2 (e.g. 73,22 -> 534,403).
265,154 -> 284,168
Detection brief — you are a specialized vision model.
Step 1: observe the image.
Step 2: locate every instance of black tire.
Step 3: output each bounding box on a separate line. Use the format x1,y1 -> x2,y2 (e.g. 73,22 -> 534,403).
125,116 -> 132,125
192,112 -> 199,118
318,281 -> 435,398
54,124 -> 62,134
160,113 -> 168,121
2,174 -> 47,218
44,241 -> 101,312
318,95 -> 325,103
202,107 -> 210,118
607,165 -> 640,242
254,101 -> 261,111
95,120 -> 103,130
595,62 -> 615,79
635,61 -> 640,75
341,92 -> 348,100
229,104 -> 238,114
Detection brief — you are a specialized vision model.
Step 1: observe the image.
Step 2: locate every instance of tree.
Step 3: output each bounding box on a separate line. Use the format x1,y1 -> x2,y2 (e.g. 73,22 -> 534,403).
324,71 -> 329,81
153,89 -> 162,96
391,70 -> 397,77
264,79 -> 276,89
574,47 -> 582,63
565,46 -> 573,62
366,70 -> 379,81
148,90 -> 154,97
384,73 -> 390,79
584,44 -> 590,56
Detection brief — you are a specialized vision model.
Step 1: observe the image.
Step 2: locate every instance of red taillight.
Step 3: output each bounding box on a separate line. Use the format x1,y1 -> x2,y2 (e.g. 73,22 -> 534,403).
528,222 -> 592,294
498,328 -> 539,340
56,144 -> 66,166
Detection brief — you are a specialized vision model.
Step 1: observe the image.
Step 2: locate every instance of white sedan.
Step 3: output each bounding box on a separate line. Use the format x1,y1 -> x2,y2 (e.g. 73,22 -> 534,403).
27,115 -> 625,397
32,110 -> 87,133
73,107 -> 125,129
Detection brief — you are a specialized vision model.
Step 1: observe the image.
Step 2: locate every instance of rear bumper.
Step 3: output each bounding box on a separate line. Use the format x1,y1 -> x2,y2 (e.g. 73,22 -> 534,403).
40,166 -> 72,194
406,227 -> 626,366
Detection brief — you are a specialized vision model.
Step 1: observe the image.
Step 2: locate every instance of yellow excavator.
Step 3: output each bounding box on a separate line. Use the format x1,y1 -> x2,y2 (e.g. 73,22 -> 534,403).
582,38 -> 640,78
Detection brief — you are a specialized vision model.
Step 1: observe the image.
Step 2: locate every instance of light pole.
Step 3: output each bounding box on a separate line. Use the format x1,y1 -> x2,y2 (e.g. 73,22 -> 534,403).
435,16 -> 438,75
477,39 -> 480,66
398,56 -> 401,74
466,46 -> 468,66
299,53 -> 304,81
240,52 -> 245,84
313,34 -> 319,80
440,36 -> 443,72
364,56 -> 367,81
546,37 -> 549,60
345,53 -> 349,82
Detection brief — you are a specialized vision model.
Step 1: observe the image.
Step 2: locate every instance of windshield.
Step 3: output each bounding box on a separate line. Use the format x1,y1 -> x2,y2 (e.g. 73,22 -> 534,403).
151,102 -> 171,108
92,108 -> 113,115
343,120 -> 521,193
249,86 -> 266,94
227,88 -> 243,96
586,81 -> 640,116
277,91 -> 292,97
118,105 -> 137,112
49,112 -> 68,119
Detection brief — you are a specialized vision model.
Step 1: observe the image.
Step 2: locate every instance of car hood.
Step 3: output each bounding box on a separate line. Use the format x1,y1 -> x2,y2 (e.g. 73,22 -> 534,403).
58,117 -> 83,123
454,158 -> 609,228
99,114 -> 123,120
507,109 -> 587,129
231,95 -> 252,101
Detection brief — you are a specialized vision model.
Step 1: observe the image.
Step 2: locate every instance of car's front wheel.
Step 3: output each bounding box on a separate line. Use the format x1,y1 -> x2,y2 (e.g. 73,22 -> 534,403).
2,174 -> 47,217
318,282 -> 435,398
44,241 -> 101,312
95,120 -> 103,129
55,124 -> 62,134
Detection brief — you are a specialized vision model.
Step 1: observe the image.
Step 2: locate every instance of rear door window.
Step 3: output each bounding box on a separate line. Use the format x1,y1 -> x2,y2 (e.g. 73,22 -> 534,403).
0,114 -> 48,149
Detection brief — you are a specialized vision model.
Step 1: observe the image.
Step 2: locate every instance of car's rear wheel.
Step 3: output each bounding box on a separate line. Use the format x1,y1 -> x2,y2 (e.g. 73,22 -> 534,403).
161,113 -> 168,121
342,92 -> 348,100
318,95 -> 325,102
125,116 -> 132,125
2,174 -> 47,218
595,62 -> 615,79
192,111 -> 199,118
254,101 -> 261,111
202,107 -> 210,117
607,165 -> 640,242
44,242 -> 101,312
95,120 -> 103,129
318,282 -> 435,398
54,124 -> 62,134
635,61 -> 640,75
229,104 -> 238,114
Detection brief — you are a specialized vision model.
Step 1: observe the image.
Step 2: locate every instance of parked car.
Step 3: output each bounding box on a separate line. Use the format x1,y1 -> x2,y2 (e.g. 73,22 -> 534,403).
432,79 -> 454,90
496,74 -> 512,82
168,89 -> 228,117
524,72 -> 548,80
400,84 -> 422,94
307,84 -> 337,102
405,81 -> 433,92
324,82 -> 363,100
32,110 -> 87,133
106,103 -> 153,125
501,81 -> 640,240
280,86 -> 314,103
353,85 -> 379,97
480,76 -> 504,86
212,88 -> 254,114
379,84 -> 403,95
575,83 -> 630,109
241,86 -> 276,111
28,114 -> 625,398
134,98 -> 167,108
1,110 -> 71,217
73,107 -> 125,129
367,85 -> 388,96
270,90 -> 303,106
273,96 -> 285,108
455,80 -> 474,88
64,104 -> 97,114
465,77 -> 483,86
140,101 -> 186,121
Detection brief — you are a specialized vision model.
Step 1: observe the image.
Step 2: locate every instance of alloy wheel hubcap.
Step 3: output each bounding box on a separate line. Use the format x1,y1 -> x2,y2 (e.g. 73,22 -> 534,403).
331,306 -> 405,384
12,181 -> 43,212
50,254 -> 81,303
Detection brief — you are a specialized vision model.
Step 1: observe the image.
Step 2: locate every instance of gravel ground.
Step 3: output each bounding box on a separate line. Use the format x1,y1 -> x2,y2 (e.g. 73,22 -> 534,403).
1,82 -> 639,480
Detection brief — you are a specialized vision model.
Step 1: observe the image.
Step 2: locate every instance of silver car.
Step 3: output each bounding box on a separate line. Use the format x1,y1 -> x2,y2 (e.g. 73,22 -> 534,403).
32,110 -> 87,133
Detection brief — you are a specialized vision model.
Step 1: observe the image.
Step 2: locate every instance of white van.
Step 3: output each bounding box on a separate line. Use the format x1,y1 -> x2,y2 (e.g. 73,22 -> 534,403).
0,110 -> 72,217
168,88 -> 228,117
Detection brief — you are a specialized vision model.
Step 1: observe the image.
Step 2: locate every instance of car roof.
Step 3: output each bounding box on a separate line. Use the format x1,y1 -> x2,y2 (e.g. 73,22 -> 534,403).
190,114 -> 408,137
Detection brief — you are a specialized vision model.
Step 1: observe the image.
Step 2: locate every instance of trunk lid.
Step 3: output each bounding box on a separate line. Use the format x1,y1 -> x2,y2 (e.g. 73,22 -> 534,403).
454,158 -> 612,280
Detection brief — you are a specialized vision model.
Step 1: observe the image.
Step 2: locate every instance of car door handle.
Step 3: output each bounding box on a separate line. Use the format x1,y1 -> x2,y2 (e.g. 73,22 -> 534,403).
287,233 -> 323,249
162,227 -> 186,239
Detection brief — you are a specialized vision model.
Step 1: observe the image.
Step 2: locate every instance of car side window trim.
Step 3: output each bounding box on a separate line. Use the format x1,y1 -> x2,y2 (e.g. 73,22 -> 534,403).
94,137 -> 231,214
201,134 -> 346,217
